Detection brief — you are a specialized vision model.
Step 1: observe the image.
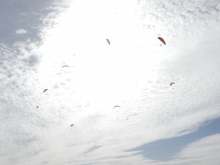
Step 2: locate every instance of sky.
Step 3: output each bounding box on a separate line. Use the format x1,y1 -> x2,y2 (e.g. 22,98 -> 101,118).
0,0 -> 220,165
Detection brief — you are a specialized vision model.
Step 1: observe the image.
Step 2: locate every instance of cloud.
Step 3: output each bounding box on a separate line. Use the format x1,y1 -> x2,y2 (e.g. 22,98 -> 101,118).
0,0 -> 69,46
128,134 -> 220,165
0,1 -> 70,164
16,29 -> 27,35
139,0 -> 220,37
174,134 -> 220,165
128,118 -> 220,162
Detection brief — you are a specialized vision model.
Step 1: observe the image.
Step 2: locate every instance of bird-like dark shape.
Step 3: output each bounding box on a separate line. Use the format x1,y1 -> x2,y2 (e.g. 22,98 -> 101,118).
70,124 -> 74,127
170,82 -> 175,86
43,89 -> 48,93
62,65 -> 70,68
158,37 -> 166,45
113,105 -> 120,108
106,39 -> 110,45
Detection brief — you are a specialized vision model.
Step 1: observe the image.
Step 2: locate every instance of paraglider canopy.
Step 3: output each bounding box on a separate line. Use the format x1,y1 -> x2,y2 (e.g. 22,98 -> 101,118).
106,39 -> 110,45
113,105 -> 120,108
43,89 -> 48,93
62,65 -> 69,68
170,82 -> 175,86
158,37 -> 166,45
70,124 -> 74,127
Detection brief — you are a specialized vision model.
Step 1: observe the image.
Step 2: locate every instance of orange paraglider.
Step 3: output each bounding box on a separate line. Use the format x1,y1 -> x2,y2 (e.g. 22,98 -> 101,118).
158,37 -> 166,45
106,39 -> 110,45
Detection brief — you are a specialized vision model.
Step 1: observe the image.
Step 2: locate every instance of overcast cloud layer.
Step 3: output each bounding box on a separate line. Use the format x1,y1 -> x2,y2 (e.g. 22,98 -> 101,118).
0,0 -> 220,165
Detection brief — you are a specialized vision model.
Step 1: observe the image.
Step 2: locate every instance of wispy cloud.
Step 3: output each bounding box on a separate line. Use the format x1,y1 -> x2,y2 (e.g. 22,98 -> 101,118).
128,119 -> 220,162
15,29 -> 27,35
0,0 -> 69,46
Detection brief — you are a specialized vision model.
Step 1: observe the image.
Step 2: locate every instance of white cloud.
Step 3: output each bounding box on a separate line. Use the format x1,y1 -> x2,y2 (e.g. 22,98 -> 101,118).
16,29 -> 27,34
177,134 -> 220,163
152,134 -> 220,165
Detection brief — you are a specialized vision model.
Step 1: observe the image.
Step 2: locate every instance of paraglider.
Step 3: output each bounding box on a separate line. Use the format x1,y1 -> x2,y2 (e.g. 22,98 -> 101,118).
43,89 -> 48,93
158,37 -> 166,45
113,105 -> 120,108
170,82 -> 175,86
70,124 -> 74,127
36,106 -> 39,108
62,65 -> 70,68
106,39 -> 110,45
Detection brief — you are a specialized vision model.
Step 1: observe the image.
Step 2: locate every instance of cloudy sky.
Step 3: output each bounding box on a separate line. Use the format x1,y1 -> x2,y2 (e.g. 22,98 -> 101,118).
1,0 -> 220,164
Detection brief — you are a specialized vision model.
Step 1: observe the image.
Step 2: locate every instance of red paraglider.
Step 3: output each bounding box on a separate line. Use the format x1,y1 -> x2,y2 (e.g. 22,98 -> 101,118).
170,82 -> 175,86
43,89 -> 48,93
106,39 -> 110,45
158,37 -> 166,45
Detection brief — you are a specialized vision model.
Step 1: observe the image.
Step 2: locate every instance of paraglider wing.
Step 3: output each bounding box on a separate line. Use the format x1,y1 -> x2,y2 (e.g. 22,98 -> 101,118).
158,37 -> 166,45
62,65 -> 70,68
113,105 -> 120,108
43,89 -> 48,93
106,39 -> 110,45
170,82 -> 175,86
70,124 -> 74,127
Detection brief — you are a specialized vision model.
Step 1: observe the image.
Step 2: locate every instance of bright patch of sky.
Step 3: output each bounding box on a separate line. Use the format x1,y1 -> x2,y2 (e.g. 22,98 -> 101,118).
0,0 -> 220,165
